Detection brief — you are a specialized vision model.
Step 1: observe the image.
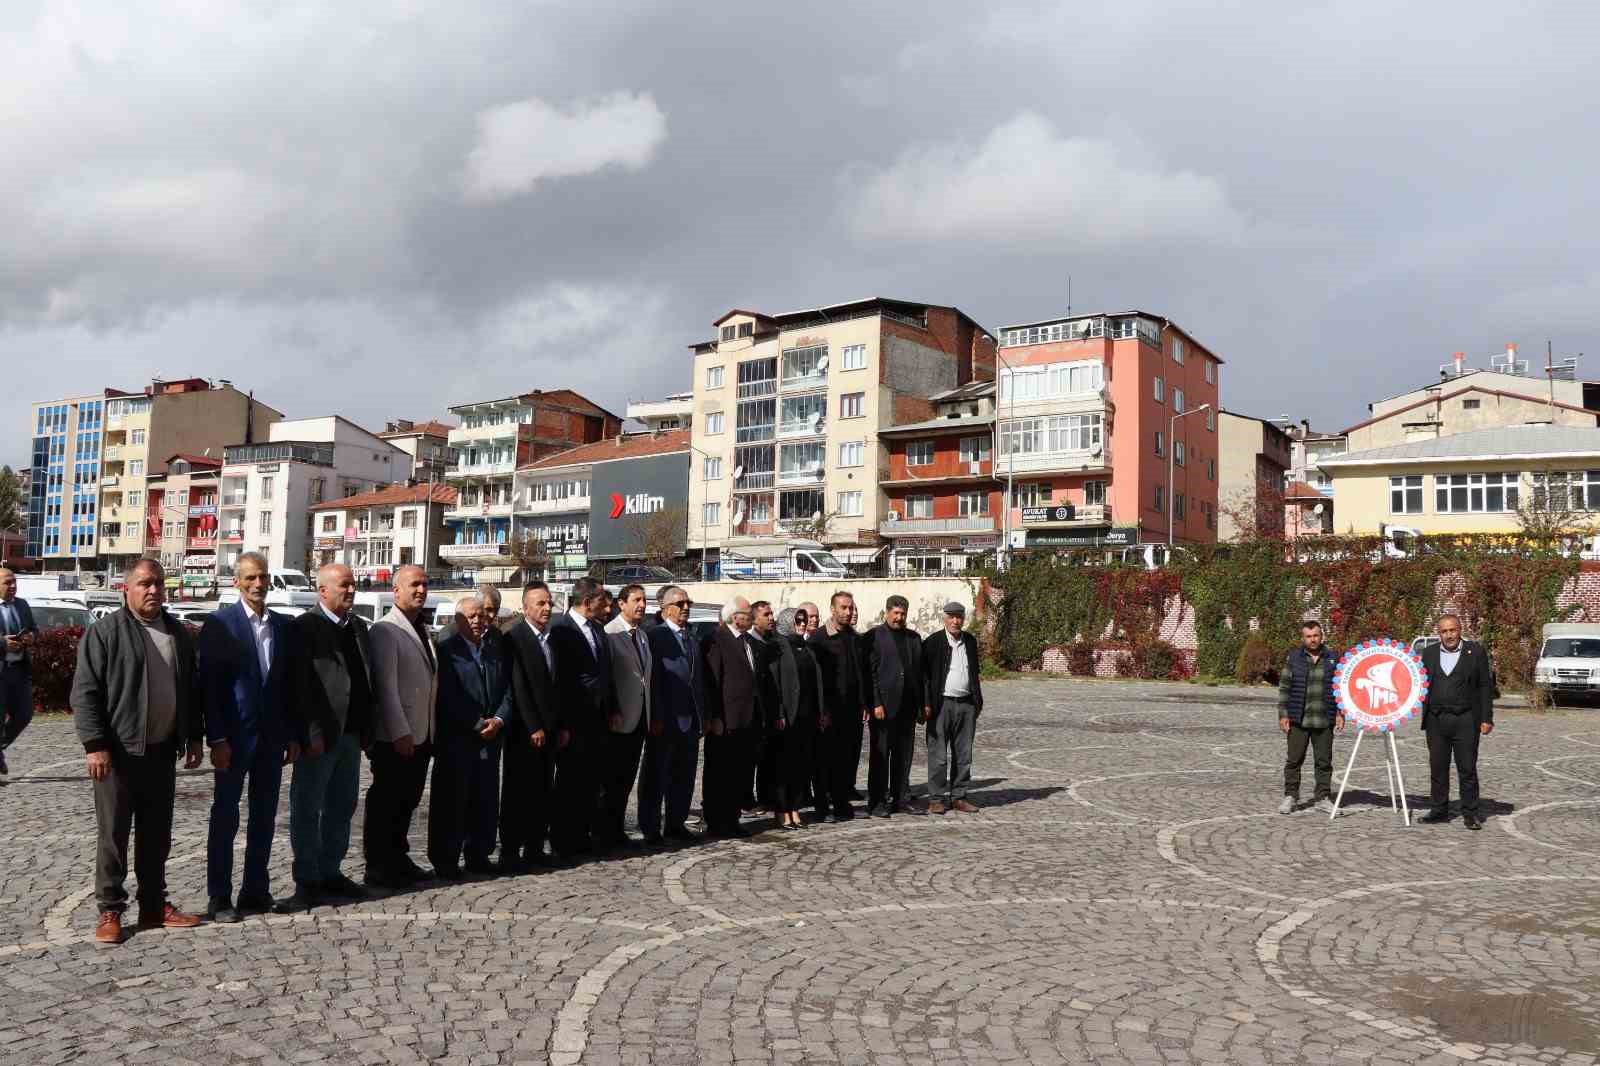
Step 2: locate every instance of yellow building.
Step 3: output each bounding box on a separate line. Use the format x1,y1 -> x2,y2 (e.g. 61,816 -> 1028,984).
1321,424 -> 1600,535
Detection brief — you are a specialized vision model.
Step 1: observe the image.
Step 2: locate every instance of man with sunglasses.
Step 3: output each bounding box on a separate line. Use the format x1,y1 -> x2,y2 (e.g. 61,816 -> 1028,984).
1418,613 -> 1496,829
641,586 -> 703,843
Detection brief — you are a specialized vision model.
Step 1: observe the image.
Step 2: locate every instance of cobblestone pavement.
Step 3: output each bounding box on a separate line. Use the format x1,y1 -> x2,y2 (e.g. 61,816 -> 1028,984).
2,679 -> 1598,1065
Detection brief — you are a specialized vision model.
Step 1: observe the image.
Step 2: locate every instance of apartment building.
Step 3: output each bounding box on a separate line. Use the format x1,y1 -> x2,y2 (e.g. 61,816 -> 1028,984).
994,310 -> 1222,549
687,297 -> 996,563
443,389 -> 622,569
378,419 -> 458,479
1216,411 -> 1292,542
877,381 -> 1000,573
508,430 -> 691,579
308,483 -> 457,578
626,392 -> 693,432
218,416 -> 413,577
144,454 -> 223,594
26,391 -> 109,568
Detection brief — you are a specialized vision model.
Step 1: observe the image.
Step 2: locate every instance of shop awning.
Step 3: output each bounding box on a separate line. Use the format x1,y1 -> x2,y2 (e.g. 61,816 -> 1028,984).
830,546 -> 889,564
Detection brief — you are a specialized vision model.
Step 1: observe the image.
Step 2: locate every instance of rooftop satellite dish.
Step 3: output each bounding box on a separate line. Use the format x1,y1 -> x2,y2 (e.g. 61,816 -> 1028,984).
731,464 -> 744,481
810,509 -> 822,523
733,506 -> 746,525
816,354 -> 829,371
1313,503 -> 1325,516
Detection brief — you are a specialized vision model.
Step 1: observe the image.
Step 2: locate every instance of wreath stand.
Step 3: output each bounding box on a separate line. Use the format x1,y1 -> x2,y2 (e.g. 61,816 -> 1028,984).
1329,727 -> 1411,826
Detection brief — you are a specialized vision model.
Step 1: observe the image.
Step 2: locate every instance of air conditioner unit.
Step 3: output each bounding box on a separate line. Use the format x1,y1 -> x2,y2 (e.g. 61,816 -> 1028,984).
887,509 -> 901,521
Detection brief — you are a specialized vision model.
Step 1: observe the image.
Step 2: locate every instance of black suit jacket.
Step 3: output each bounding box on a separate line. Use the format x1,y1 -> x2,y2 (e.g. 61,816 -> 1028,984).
549,610 -> 616,735
648,621 -> 702,736
505,621 -> 560,741
1420,639 -> 1495,728
921,629 -> 983,714
703,625 -> 761,732
292,608 -> 375,747
435,632 -> 512,744
867,624 -> 924,720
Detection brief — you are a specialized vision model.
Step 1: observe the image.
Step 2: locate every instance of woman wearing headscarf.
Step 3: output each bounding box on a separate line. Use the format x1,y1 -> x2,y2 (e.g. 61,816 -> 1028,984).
768,607 -> 826,830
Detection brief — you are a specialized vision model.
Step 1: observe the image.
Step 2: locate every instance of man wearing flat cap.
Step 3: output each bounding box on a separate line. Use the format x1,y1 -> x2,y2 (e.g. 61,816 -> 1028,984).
921,602 -> 983,814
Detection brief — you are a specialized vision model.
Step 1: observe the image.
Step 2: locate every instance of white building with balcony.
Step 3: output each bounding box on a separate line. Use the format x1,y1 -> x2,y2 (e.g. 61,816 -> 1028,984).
217,416 -> 413,577
626,392 -> 693,432
308,483 -> 456,578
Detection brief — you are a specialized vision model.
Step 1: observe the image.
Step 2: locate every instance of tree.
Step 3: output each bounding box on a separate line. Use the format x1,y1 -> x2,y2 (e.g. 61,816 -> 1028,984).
1516,470 -> 1598,548
0,466 -> 23,533
628,506 -> 688,567
1218,481 -> 1287,544
781,509 -> 841,543
508,530 -> 551,582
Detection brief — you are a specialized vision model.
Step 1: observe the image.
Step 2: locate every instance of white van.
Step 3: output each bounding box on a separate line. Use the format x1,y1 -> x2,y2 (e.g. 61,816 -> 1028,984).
1534,622 -> 1600,700
219,568 -> 320,609
719,539 -> 847,581
349,591 -> 451,635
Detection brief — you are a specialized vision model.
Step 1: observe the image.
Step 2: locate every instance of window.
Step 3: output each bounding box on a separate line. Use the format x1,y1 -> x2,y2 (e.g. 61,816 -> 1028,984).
702,502 -> 721,527
321,515 -> 337,533
258,511 -> 273,534
838,490 -> 863,516
1174,493 -> 1186,519
1012,482 -> 1052,507
779,442 -> 824,482
840,393 -> 864,418
1172,337 -> 1186,364
907,441 -> 935,466
1153,485 -> 1165,513
738,322 -> 753,338
1205,410 -> 1215,432
1390,475 -> 1424,514
841,344 -> 866,370
781,344 -> 827,385
958,491 -> 989,516
748,497 -> 772,522
1462,398 -> 1481,410
1000,418 -> 1044,455
1047,414 -> 1102,452
1154,431 -> 1164,457
779,489 -> 824,522
779,393 -> 827,436
960,436 -> 991,464
1436,473 -> 1518,513
130,429 -> 146,445
720,325 -> 735,342
401,510 -> 417,529
1175,441 -> 1186,467
1531,471 -> 1600,511
1208,458 -> 1216,482
706,366 -> 724,389
1204,360 -> 1214,384
1173,387 -> 1185,414
261,476 -> 275,497
1205,502 -> 1215,530
1084,480 -> 1106,506
838,441 -> 864,467
704,456 -> 723,481
127,490 -> 142,507
705,411 -> 725,435
128,459 -> 144,476
1153,378 -> 1164,404
906,495 -> 934,519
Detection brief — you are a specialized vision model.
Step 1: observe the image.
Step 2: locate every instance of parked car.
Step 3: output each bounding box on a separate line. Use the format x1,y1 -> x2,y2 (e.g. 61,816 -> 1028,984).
1534,623 -> 1600,702
29,598 -> 96,631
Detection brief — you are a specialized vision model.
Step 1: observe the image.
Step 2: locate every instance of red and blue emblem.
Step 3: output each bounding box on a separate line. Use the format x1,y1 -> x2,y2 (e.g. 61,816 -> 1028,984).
1333,638 -> 1429,733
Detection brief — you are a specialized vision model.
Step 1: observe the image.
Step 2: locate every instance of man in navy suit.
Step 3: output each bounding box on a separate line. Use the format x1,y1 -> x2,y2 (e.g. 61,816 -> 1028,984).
0,567 -> 40,784
199,552 -> 300,922
641,585 -> 702,844
428,593 -> 510,878
547,575 -> 616,858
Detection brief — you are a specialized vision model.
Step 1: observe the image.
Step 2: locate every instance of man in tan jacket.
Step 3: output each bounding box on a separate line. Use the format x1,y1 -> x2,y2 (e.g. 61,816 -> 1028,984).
364,565 -> 439,887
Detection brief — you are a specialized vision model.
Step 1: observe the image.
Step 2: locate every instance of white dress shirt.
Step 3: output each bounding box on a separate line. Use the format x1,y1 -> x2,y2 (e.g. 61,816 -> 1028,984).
527,619 -> 554,673
943,631 -> 972,698
571,608 -> 597,656
1439,646 -> 1461,676
729,623 -> 753,670
320,602 -> 348,627
243,602 -> 273,677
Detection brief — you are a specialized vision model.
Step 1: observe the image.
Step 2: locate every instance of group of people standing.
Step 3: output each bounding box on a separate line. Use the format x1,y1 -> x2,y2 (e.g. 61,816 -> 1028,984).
64,554 -> 985,945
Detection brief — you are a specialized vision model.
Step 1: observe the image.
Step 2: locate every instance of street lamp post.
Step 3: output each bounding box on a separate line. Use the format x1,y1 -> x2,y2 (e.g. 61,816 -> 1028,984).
1168,404 -> 1211,548
685,441 -> 728,582
995,347 -> 1016,570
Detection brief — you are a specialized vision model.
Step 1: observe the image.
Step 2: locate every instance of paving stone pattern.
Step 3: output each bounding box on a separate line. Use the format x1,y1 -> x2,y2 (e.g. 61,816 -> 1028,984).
1,680 -> 1598,1065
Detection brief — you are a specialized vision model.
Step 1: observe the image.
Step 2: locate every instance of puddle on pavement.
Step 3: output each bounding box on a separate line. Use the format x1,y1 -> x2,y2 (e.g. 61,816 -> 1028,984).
1388,975 -> 1598,1050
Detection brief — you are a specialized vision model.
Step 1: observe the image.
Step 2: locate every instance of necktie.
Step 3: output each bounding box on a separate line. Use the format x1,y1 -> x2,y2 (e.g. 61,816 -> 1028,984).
632,628 -> 646,672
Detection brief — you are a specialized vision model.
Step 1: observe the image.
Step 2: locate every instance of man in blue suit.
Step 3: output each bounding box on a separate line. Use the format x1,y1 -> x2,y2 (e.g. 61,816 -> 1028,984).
428,593 -> 510,878
199,552 -> 299,922
641,585 -> 701,844
0,568 -> 40,784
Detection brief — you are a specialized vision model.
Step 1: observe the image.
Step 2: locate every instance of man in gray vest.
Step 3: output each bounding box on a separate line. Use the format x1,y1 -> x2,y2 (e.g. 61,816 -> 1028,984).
1418,613 -> 1495,829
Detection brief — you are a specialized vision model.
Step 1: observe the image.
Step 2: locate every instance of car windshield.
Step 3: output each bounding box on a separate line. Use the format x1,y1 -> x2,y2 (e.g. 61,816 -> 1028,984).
1542,638 -> 1600,658
34,605 -> 93,629
279,573 -> 310,588
808,552 -> 843,570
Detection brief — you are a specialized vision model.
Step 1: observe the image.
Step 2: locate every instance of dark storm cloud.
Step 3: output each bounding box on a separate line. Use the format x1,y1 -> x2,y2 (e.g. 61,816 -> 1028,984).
2,1 -> 1597,465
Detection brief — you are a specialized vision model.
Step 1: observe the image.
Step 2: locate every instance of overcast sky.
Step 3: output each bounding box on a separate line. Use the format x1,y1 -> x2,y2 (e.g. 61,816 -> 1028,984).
4,1 -> 1598,466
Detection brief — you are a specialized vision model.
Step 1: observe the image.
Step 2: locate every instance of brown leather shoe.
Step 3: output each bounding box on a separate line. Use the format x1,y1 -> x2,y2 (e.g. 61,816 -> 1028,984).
136,903 -> 202,930
94,911 -> 125,945
952,799 -> 979,813
926,800 -> 947,815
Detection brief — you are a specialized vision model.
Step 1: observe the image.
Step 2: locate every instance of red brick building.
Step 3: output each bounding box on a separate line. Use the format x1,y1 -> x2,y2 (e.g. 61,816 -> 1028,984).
878,381 -> 1000,572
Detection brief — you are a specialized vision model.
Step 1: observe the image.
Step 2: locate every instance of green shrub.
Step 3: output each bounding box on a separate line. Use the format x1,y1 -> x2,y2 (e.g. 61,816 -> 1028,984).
1234,634 -> 1276,685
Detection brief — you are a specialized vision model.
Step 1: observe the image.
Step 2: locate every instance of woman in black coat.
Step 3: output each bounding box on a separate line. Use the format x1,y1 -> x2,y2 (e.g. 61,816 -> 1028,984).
769,607 -> 825,830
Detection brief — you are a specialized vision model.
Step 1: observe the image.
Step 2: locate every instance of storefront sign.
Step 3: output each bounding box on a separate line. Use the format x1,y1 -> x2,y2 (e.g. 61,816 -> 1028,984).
187,505 -> 217,517
1022,505 -> 1077,525
587,451 -> 689,560
960,535 -> 1000,549
256,463 -> 280,473
314,536 -> 345,550
1025,525 -> 1137,549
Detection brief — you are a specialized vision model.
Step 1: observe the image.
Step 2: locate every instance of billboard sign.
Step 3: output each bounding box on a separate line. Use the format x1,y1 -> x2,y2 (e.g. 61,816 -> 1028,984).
586,451 -> 690,560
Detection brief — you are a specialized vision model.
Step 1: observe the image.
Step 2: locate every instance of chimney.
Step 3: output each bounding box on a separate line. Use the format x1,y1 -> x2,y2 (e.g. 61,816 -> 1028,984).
1507,342 -> 1518,366
1452,351 -> 1464,377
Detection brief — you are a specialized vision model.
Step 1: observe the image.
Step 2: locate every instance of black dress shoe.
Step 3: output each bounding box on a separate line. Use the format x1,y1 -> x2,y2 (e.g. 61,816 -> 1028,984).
398,861 -> 433,883
235,892 -> 275,915
274,886 -> 318,913
320,874 -> 369,900
870,803 -> 891,819
833,808 -> 855,822
1463,813 -> 1483,830
1420,809 -> 1450,824
207,896 -> 241,924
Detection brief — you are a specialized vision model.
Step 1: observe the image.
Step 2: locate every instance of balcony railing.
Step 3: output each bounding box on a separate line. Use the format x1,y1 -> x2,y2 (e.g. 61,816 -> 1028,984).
446,502 -> 515,520
736,379 -> 776,399
187,536 -> 218,550
103,446 -> 123,460
879,515 -> 996,535
735,423 -> 774,444
220,494 -> 247,508
780,371 -> 827,392
734,471 -> 774,491
447,460 -> 517,479
221,530 -> 245,543
778,467 -> 825,486
778,419 -> 826,439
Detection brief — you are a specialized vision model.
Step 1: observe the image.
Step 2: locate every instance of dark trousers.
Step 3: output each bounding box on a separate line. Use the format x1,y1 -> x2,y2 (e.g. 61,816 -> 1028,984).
1427,712 -> 1481,815
703,729 -> 758,831
755,732 -> 779,807
93,742 -> 177,914
288,733 -> 363,886
927,697 -> 977,801
597,725 -> 646,843
552,735 -> 598,853
1283,724 -> 1334,800
811,711 -> 860,817
639,727 -> 699,836
846,712 -> 865,793
868,713 -> 917,809
773,723 -> 814,813
364,739 -> 432,875
428,738 -> 502,873
207,739 -> 285,901
0,666 -> 32,748
500,738 -> 554,863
